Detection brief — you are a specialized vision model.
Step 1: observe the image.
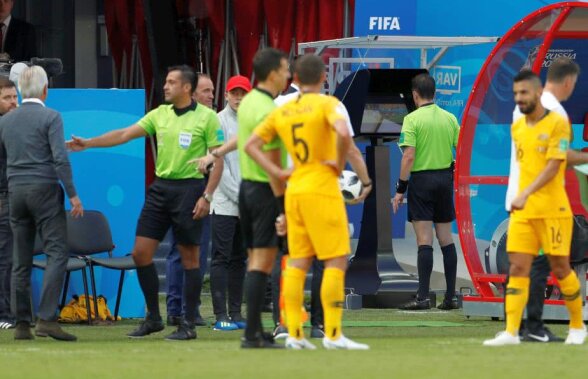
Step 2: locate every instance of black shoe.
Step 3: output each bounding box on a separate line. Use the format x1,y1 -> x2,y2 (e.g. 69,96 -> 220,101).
310,325 -> 325,339
399,298 -> 430,310
193,315 -> 207,326
14,321 -> 34,340
241,332 -> 284,349
523,326 -> 564,343
437,297 -> 460,310
0,318 -> 15,329
165,322 -> 197,341
261,304 -> 273,313
127,318 -> 165,338
35,320 -> 77,341
272,324 -> 288,339
166,315 -> 181,327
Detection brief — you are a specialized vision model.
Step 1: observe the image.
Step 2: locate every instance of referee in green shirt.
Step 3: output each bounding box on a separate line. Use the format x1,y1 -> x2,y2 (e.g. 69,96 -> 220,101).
68,65 -> 224,340
192,48 -> 290,348
237,48 -> 289,348
391,73 -> 460,311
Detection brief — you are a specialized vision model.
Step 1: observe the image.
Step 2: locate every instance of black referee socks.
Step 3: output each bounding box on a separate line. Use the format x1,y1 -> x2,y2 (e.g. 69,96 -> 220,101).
441,243 -> 458,299
416,245 -> 433,300
183,268 -> 202,326
244,270 -> 269,341
137,263 -> 161,321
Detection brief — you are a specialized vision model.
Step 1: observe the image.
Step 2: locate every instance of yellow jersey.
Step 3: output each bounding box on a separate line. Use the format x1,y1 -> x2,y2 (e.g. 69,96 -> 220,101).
511,110 -> 571,219
254,93 -> 346,196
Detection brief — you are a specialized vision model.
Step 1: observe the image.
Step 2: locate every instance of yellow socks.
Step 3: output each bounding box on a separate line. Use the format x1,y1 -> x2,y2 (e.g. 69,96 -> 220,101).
559,271 -> 584,329
321,267 -> 345,340
505,276 -> 530,336
283,266 -> 306,339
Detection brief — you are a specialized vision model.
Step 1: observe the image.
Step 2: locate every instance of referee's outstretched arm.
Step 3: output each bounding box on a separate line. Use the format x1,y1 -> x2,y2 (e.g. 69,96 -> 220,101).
66,124 -> 148,151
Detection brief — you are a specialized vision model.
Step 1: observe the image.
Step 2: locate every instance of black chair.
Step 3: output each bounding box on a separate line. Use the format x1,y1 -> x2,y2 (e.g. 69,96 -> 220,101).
32,233 -> 94,324
64,210 -> 116,320
88,255 -> 136,320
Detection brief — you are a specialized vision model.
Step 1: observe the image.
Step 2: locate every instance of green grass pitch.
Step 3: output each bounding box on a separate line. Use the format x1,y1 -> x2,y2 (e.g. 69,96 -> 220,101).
0,296 -> 585,379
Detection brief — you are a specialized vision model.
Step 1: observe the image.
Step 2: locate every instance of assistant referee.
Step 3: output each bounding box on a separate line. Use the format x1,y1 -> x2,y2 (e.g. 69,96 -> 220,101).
392,73 -> 460,311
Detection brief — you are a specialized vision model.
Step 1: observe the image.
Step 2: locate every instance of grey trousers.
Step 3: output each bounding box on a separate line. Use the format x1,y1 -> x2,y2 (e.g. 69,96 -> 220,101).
0,192 -> 13,320
9,183 -> 68,323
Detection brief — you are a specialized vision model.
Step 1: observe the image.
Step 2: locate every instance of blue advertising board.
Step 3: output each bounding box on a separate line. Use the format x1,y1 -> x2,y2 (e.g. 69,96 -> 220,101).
354,1 -> 416,36
32,89 -> 146,318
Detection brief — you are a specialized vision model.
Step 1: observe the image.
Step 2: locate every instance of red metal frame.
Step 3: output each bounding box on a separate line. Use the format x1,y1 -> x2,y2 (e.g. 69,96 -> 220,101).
456,2 -> 588,299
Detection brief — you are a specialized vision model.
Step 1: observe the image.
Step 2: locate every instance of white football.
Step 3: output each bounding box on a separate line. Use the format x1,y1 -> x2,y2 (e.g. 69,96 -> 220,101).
339,170 -> 362,203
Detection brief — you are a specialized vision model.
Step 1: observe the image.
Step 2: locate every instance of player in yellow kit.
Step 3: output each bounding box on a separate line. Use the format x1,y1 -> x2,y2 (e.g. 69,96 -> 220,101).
484,70 -> 586,346
245,54 -> 369,350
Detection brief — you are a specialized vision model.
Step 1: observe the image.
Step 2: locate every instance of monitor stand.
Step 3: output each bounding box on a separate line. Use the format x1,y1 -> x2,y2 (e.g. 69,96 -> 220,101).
345,140 -> 419,308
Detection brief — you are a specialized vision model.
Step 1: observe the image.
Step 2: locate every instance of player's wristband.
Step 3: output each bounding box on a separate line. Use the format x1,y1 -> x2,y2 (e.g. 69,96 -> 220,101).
396,179 -> 408,194
276,195 -> 285,214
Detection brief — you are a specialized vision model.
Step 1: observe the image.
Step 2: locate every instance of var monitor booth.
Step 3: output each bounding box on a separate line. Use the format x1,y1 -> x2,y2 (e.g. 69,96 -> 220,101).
334,68 -> 426,307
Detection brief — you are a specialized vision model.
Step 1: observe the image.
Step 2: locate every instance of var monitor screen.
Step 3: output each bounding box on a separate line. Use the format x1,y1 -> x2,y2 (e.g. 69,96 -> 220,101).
360,96 -> 409,135
334,68 -> 423,138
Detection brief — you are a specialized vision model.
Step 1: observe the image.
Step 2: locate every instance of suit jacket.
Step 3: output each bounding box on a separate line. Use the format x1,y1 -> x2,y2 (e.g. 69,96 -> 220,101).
4,17 -> 36,62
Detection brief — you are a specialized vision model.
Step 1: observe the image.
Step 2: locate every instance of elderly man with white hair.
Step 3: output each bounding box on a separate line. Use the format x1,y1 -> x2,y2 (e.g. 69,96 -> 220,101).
0,65 -> 83,342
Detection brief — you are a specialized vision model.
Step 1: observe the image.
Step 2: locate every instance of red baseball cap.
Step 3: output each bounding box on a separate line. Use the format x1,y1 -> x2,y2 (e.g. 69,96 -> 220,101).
226,75 -> 252,92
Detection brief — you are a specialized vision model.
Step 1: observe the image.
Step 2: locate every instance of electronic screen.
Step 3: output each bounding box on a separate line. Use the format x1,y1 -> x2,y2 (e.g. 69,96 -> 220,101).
360,98 -> 409,135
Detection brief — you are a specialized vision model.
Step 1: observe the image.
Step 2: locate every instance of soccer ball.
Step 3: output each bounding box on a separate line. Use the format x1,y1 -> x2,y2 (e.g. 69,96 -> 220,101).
339,170 -> 362,203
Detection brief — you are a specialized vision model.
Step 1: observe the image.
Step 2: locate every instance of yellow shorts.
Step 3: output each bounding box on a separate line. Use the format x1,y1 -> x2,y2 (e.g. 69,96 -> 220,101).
286,193 -> 350,260
506,216 -> 573,256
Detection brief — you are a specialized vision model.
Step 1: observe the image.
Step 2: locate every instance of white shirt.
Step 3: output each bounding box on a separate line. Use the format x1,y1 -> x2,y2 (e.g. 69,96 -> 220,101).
211,105 -> 240,216
22,98 -> 45,107
505,91 -> 568,211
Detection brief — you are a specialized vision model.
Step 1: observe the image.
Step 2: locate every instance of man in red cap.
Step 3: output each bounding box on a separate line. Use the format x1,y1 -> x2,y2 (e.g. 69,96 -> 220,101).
209,75 -> 251,331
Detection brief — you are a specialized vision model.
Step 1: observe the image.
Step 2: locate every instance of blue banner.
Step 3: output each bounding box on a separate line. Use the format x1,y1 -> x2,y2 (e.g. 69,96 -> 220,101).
354,0 -> 416,36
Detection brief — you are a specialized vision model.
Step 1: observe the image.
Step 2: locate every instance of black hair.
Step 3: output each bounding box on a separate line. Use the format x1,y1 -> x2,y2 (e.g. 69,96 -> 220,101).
0,77 -> 16,91
294,54 -> 325,85
168,65 -> 197,93
513,69 -> 542,88
411,73 -> 435,100
253,48 -> 287,81
547,57 -> 580,83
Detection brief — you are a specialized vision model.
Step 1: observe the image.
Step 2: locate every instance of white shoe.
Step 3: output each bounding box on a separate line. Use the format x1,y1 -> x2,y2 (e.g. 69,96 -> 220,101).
285,336 -> 317,350
565,326 -> 587,345
483,331 -> 520,346
322,335 -> 369,350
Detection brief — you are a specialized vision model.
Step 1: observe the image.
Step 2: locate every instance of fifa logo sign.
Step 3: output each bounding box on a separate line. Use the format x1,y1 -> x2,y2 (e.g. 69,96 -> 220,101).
368,16 -> 401,31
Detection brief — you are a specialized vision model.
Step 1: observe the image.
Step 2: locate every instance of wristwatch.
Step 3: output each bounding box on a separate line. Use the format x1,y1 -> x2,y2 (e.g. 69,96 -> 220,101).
202,192 -> 213,203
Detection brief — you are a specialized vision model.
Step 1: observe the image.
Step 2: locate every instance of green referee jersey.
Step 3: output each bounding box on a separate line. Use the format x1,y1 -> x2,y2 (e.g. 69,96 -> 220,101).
237,88 -> 284,182
138,102 -> 224,179
398,103 -> 460,172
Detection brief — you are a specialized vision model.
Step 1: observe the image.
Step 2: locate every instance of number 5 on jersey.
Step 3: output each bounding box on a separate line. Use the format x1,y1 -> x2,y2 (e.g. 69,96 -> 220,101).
292,122 -> 309,163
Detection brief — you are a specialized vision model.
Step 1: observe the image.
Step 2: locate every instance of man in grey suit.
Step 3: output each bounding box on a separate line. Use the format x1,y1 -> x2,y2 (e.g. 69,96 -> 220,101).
0,65 -> 83,341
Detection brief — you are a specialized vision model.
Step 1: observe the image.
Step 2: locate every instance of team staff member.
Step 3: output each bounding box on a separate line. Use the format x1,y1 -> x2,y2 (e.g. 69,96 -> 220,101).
484,70 -> 586,346
245,54 -> 370,350
0,66 -> 82,341
233,48 -> 289,348
0,77 -> 17,330
68,65 -> 224,341
392,73 -> 460,311
209,75 -> 250,331
506,57 -> 582,342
